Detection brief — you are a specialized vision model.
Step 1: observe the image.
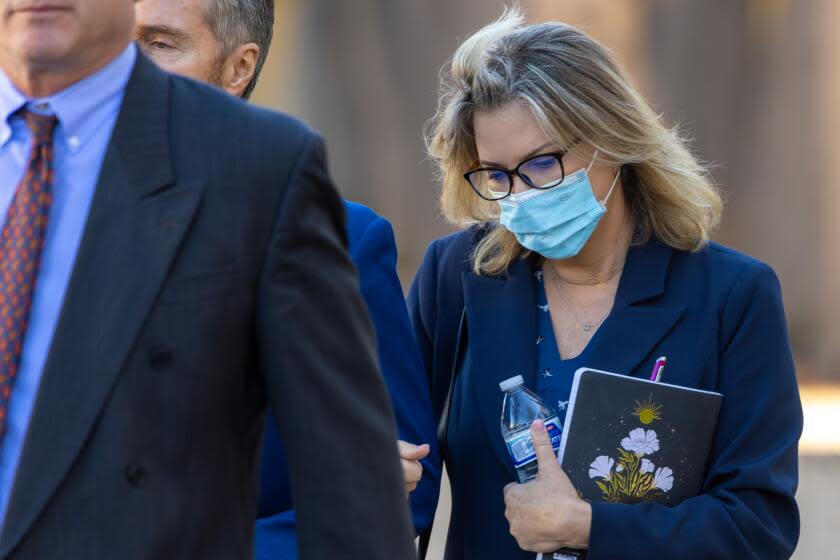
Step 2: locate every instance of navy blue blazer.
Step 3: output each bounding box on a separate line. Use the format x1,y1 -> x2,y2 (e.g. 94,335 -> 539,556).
255,201 -> 440,558
408,228 -> 801,559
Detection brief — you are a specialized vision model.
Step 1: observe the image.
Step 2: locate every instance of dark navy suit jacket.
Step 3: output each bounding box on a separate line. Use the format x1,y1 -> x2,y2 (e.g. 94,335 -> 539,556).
0,54 -> 416,559
255,201 -> 441,558
408,228 -> 801,559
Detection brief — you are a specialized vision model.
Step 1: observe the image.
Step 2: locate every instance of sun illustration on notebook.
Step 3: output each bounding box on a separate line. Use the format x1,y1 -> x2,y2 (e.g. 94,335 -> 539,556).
632,395 -> 663,425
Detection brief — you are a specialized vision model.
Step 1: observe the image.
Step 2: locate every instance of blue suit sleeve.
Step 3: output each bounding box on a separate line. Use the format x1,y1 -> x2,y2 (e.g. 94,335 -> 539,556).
254,510 -> 298,560
407,240 -> 438,382
588,264 -> 802,559
254,411 -> 297,558
352,216 -> 440,531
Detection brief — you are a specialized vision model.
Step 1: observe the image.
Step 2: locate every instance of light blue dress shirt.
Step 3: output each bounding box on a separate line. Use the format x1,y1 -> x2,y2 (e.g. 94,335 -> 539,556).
0,44 -> 136,525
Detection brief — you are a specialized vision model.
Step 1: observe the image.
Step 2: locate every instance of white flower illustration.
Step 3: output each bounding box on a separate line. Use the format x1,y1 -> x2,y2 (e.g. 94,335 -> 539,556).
653,467 -> 674,492
621,428 -> 660,456
615,464 -> 624,472
640,458 -> 655,474
588,455 -> 614,480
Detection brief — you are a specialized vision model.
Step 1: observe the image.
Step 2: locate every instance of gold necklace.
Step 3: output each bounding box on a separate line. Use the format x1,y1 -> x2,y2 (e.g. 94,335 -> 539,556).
545,268 -> 616,332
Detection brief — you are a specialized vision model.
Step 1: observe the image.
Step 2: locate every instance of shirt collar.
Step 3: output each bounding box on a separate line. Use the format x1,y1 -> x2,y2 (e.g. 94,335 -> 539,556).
0,43 -> 137,151
0,68 -> 26,148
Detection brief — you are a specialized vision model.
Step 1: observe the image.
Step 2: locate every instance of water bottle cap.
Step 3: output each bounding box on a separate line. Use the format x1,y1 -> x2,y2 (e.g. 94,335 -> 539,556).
499,375 -> 525,392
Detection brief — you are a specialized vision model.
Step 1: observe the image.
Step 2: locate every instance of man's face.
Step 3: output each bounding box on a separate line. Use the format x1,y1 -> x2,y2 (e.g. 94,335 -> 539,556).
0,0 -> 135,73
134,0 -> 223,85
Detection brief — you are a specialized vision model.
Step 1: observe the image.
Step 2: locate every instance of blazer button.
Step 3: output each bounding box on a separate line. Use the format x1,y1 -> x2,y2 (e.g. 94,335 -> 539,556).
149,347 -> 173,369
125,463 -> 147,487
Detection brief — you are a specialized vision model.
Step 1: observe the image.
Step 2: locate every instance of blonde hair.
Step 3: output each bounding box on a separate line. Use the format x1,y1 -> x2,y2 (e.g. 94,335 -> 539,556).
426,8 -> 722,276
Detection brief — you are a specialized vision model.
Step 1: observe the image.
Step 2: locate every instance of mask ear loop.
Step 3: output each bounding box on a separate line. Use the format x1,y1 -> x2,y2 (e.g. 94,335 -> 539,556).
585,149 -> 599,173
601,166 -> 621,208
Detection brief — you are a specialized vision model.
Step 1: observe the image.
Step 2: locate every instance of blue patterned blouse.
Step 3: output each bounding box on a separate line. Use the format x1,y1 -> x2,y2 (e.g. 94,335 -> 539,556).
534,267 -> 597,426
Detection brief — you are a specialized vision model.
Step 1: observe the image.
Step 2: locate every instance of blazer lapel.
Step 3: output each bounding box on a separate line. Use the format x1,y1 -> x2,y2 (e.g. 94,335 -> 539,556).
586,239 -> 685,378
461,240 -> 684,479
0,54 -> 203,556
463,260 -> 538,478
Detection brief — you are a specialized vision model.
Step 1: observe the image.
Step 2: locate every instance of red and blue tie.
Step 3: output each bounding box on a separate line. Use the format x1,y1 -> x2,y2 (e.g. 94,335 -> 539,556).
0,110 -> 58,438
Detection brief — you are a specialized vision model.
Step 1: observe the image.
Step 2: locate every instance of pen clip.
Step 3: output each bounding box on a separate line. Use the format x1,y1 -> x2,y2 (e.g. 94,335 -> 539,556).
649,356 -> 667,383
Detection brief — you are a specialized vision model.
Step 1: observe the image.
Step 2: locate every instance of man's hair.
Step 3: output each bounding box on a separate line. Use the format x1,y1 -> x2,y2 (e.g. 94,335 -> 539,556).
202,0 -> 274,99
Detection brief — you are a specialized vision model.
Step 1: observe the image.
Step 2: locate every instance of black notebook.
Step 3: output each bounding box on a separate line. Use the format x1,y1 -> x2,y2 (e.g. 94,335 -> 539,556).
556,368 -> 723,506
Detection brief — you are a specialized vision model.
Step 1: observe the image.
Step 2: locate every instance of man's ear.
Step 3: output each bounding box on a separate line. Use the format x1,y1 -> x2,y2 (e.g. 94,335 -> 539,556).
219,43 -> 260,98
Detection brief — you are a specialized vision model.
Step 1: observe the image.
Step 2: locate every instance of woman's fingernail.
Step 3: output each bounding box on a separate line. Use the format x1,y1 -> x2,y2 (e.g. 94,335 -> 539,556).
532,419 -> 546,432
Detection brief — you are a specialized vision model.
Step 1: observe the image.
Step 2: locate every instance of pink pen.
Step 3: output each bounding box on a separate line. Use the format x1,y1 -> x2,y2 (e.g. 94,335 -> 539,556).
649,356 -> 667,382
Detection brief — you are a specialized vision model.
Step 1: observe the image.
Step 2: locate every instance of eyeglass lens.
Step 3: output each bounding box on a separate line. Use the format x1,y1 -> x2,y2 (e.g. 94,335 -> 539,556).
467,153 -> 565,200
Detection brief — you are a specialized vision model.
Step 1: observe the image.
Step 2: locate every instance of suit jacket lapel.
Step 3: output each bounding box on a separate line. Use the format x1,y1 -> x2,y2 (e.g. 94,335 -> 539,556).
463,260 -> 538,478
0,54 -> 203,556
461,240 -> 684,479
585,239 -> 685,378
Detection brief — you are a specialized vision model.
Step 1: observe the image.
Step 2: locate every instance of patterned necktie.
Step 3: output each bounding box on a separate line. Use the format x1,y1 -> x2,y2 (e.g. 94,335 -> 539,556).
0,110 -> 58,438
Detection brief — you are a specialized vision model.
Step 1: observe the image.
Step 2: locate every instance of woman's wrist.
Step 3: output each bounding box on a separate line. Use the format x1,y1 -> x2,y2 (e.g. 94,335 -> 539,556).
565,499 -> 592,549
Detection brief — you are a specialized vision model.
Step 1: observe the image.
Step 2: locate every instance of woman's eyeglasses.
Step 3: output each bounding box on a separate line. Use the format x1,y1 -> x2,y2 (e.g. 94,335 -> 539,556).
464,151 -> 569,201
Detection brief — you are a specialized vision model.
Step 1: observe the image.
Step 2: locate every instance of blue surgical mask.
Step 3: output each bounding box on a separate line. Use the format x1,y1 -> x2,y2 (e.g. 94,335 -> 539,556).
498,151 -> 620,259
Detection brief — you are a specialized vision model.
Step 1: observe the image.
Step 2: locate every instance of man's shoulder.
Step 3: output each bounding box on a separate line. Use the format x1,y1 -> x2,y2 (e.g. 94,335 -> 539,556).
343,201 -> 380,231
167,73 -> 318,155
342,201 -> 400,258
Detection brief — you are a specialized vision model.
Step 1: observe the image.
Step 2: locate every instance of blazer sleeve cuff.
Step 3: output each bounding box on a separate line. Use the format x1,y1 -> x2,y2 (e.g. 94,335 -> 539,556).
587,501 -> 628,559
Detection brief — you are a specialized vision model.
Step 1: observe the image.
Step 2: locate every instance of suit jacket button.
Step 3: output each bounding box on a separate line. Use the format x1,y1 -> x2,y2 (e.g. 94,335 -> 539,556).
149,347 -> 173,369
125,463 -> 147,487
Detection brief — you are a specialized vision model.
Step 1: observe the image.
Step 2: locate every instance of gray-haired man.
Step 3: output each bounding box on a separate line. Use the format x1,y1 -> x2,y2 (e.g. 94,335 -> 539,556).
135,0 -> 273,99
134,1 -> 441,558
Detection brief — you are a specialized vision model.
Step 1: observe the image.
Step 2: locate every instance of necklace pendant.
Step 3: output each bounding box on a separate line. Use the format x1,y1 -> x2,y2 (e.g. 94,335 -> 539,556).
583,324 -> 593,332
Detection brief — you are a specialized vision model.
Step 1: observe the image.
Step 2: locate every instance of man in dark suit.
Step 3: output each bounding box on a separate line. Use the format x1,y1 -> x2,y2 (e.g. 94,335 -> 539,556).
0,1 -> 415,558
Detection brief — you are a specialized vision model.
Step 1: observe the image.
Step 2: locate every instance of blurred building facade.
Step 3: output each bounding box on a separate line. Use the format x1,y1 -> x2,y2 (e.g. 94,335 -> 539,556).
252,0 -> 838,382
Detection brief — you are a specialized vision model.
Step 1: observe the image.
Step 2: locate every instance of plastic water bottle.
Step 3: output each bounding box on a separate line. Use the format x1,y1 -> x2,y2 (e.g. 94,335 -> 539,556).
500,377 -> 588,560
500,375 -> 563,483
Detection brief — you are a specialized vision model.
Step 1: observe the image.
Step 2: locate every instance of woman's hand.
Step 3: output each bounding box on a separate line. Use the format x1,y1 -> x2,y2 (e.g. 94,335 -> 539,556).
398,440 -> 430,495
503,420 -> 592,552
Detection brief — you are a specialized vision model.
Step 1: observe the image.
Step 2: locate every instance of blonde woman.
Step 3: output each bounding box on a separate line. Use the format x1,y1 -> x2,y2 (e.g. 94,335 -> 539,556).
409,9 -> 801,559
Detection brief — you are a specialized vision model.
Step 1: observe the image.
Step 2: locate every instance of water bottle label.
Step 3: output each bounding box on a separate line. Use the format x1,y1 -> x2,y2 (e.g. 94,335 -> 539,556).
504,416 -> 562,468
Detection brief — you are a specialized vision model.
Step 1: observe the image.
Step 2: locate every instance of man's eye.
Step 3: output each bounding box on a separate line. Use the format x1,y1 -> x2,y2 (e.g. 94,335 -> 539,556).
148,41 -> 173,51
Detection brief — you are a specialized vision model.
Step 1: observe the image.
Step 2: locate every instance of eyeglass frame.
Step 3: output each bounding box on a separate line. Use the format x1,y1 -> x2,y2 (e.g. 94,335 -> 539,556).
463,148 -> 573,201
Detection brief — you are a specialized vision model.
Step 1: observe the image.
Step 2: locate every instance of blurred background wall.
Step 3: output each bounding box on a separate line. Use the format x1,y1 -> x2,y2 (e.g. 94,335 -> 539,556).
250,1 -> 839,556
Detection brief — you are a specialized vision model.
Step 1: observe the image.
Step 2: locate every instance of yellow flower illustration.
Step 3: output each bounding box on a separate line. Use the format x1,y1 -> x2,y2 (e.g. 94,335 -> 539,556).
589,426 -> 675,504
